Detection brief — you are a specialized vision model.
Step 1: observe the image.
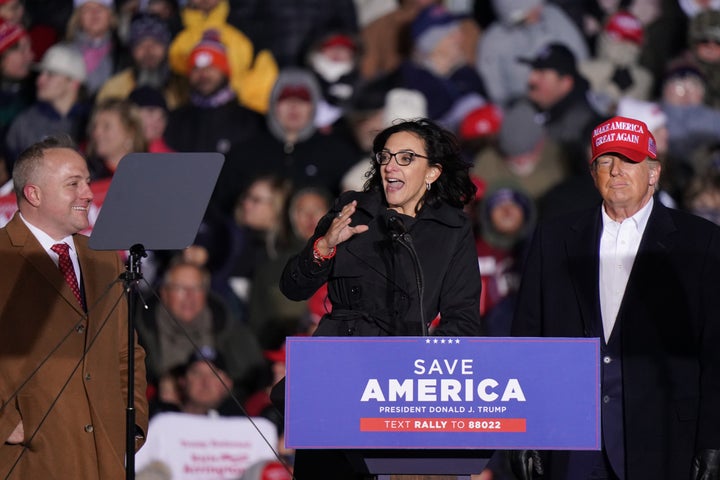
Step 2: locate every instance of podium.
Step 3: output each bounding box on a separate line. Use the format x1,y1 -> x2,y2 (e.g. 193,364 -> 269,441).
284,336 -> 601,477
346,448 -> 493,477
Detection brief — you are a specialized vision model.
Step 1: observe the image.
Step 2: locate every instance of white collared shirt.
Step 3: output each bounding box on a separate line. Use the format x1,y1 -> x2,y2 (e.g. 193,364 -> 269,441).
19,213 -> 82,284
598,198 -> 653,342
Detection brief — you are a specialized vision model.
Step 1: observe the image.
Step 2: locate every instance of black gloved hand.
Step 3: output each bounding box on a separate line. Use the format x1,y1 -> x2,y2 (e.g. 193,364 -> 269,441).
508,449 -> 544,480
692,449 -> 720,480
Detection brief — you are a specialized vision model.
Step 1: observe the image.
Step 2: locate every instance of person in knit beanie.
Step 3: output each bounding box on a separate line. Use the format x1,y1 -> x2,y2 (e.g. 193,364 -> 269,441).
168,0 -> 278,113
97,12 -> 189,109
5,43 -> 89,165
186,28 -> 231,81
66,0 -> 122,96
128,85 -> 173,153
0,0 -> 59,62
163,29 -> 264,154
474,180 -> 536,336
0,18 -> 30,81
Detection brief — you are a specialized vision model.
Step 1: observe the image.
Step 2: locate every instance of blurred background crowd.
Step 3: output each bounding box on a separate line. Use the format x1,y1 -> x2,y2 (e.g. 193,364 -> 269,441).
0,0 -> 718,477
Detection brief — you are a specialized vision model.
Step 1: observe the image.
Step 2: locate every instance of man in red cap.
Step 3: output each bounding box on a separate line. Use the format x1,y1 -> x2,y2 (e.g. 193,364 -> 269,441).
510,116 -> 720,479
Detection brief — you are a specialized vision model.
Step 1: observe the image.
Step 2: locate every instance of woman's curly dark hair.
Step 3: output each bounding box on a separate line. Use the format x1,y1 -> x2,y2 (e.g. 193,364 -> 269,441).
363,118 -> 476,213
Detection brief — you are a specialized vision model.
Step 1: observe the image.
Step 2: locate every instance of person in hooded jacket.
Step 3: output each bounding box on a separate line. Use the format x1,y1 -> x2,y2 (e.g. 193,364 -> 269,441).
474,181 -> 536,336
212,67 -> 357,216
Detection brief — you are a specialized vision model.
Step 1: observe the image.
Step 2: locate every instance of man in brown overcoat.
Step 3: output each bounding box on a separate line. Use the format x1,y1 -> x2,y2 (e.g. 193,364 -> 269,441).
0,136 -> 149,478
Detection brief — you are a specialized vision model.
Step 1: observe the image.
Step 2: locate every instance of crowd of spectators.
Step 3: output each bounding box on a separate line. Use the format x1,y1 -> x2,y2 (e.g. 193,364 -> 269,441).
1,0 -> 719,477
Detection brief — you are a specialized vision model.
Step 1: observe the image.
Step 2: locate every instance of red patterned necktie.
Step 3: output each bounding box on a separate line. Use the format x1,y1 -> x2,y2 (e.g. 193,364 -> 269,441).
51,243 -> 83,307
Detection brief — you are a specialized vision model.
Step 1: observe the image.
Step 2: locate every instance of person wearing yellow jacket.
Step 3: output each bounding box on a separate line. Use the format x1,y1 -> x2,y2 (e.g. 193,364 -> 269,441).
168,0 -> 277,114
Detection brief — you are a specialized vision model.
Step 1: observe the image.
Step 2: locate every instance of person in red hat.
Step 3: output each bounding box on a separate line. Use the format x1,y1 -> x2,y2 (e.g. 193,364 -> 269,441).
0,18 -> 31,85
579,10 -> 653,111
304,31 -> 360,127
163,29 -> 264,155
0,0 -> 23,26
0,0 -> 59,62
459,103 -> 503,144
509,115 -> 720,480
0,18 -> 32,180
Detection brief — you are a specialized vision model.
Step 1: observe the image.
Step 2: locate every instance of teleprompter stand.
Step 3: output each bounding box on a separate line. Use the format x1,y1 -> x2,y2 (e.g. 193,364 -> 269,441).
89,152 -> 224,480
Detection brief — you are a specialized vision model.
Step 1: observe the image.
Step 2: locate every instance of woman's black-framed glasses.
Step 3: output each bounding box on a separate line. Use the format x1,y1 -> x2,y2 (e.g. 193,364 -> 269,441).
374,150 -> 429,166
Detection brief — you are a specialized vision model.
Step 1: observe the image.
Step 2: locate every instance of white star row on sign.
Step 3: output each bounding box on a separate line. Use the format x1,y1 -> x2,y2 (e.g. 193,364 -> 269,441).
425,338 -> 461,344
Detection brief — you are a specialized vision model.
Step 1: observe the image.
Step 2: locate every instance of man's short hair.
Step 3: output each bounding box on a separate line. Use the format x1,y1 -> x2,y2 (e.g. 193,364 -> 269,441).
162,259 -> 211,292
12,135 -> 79,199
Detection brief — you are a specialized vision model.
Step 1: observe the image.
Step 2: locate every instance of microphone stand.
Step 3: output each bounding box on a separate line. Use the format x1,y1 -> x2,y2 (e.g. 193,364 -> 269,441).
122,243 -> 146,480
388,216 -> 428,337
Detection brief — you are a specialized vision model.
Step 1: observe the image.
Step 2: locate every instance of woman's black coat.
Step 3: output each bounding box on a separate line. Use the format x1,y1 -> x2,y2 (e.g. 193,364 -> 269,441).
280,189 -> 482,337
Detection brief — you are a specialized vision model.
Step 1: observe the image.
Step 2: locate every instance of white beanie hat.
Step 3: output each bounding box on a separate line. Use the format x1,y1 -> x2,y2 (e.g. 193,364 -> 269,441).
383,88 -> 428,127
74,0 -> 113,9
616,97 -> 667,134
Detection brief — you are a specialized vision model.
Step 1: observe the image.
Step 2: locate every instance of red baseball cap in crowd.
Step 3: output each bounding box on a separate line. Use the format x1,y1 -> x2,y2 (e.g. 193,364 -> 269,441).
277,84 -> 312,102
605,11 -> 644,45
320,33 -> 356,52
590,116 -> 657,164
459,103 -> 503,141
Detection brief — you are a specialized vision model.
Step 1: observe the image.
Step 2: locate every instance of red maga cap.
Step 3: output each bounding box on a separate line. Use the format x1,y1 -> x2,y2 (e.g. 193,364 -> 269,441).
459,103 -> 503,140
605,11 -> 644,45
277,84 -> 311,102
320,34 -> 356,51
591,116 -> 657,163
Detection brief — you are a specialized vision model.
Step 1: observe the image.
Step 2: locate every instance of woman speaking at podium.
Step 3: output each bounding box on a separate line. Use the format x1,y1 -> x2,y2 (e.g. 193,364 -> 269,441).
281,118 -> 481,338
279,118 -> 482,478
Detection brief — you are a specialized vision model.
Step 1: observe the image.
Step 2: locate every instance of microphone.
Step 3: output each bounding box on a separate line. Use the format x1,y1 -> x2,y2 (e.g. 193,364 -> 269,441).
386,214 -> 428,336
387,215 -> 409,243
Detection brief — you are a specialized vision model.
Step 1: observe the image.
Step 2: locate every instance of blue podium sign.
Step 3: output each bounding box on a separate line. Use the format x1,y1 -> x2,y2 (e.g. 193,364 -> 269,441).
285,337 -> 600,450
